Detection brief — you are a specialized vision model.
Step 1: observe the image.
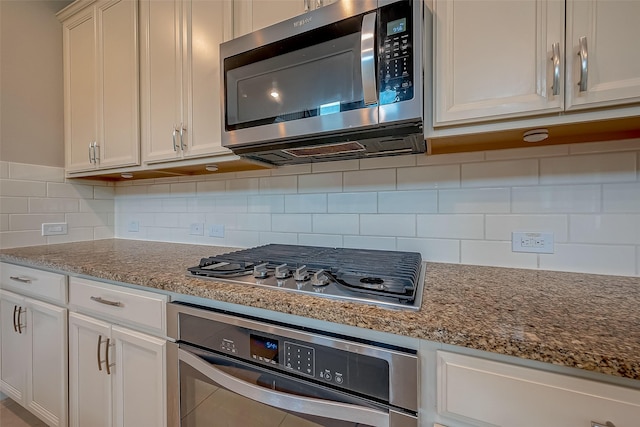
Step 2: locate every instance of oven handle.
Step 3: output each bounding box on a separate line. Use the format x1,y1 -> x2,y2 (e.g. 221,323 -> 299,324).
178,348 -> 389,427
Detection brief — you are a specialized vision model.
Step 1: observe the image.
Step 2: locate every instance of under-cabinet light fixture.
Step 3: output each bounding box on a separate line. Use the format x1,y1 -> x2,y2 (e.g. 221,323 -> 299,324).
523,128 -> 549,143
205,164 -> 219,172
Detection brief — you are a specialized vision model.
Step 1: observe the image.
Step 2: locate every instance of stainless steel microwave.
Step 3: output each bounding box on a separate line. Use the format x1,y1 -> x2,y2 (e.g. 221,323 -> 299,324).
220,0 -> 425,166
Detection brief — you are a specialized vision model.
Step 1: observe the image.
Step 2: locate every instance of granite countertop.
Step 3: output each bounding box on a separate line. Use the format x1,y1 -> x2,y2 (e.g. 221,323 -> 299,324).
1,239 -> 639,381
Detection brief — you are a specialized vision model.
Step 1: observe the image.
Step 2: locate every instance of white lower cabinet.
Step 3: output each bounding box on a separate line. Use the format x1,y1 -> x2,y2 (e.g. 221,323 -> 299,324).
436,351 -> 640,427
68,277 -> 168,427
0,265 -> 68,427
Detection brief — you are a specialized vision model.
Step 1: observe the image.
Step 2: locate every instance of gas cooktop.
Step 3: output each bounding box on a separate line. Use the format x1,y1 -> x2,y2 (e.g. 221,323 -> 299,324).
187,244 -> 426,310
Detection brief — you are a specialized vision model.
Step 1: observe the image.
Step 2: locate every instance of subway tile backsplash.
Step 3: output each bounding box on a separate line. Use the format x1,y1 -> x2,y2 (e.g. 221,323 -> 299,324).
2,138 -> 640,277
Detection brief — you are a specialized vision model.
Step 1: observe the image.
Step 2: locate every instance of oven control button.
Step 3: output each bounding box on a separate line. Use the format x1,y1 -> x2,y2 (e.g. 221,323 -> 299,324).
294,265 -> 309,281
335,373 -> 344,384
253,263 -> 268,279
275,263 -> 290,279
323,370 -> 332,381
311,269 -> 330,287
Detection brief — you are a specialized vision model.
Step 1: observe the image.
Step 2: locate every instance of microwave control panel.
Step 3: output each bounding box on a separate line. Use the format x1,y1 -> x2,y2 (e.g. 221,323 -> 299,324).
379,1 -> 414,105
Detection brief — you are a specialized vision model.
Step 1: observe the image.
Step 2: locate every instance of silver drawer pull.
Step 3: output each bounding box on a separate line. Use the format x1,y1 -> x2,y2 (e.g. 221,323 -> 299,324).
9,276 -> 32,284
591,422 -> 616,427
90,296 -> 123,307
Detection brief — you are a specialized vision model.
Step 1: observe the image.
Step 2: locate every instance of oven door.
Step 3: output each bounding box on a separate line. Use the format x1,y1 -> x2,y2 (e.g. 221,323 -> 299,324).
172,343 -> 411,427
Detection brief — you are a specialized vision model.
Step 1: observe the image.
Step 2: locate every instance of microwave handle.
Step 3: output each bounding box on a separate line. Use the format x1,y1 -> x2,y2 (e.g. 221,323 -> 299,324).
178,348 -> 389,427
361,12 -> 378,106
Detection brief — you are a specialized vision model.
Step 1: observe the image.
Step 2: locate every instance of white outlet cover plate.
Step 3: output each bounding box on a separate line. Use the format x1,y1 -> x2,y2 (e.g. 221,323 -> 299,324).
128,221 -> 139,232
190,223 -> 204,235
512,231 -> 554,254
209,224 -> 225,238
42,223 -> 68,236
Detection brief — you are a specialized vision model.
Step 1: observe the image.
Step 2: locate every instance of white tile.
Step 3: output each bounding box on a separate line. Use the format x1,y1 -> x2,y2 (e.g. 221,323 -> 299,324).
298,234 -> 343,247
214,195 -> 248,213
461,159 -> 538,187
439,188 -> 510,213
271,164 -> 312,176
0,162 -> 9,178
298,173 -> 342,193
225,230 -> 261,248
9,213 -> 65,231
569,214 -> 640,244
417,214 -> 484,239
162,198 -> 188,213
417,151 -> 484,165
485,215 -> 568,241
485,145 -> 569,160
378,190 -> 437,213
328,192 -> 377,213
259,176 -> 297,194
311,160 -> 359,173
343,235 -> 396,251
170,182 -> 196,194
146,184 -> 170,196
568,138 -> 640,154
177,213 -> 207,228
28,197 -> 78,213
47,182 -> 94,199
0,231 -> 47,249
154,213 -> 180,228
397,238 -> 460,263
540,244 -> 636,276
1,197 -> 28,214
67,212 -> 110,228
540,152 -> 636,184
259,232 -> 298,245
115,185 -> 148,197
205,213 -> 238,229
145,227 -> 182,243
94,226 -> 115,240
94,186 -> 115,199
0,179 -> 47,197
360,214 -> 415,237
603,182 -> 640,212
187,197 -> 216,213
461,240 -> 538,269
343,169 -> 395,192
117,197 -> 162,213
272,214 -> 312,232
397,165 -> 460,190
248,195 -> 285,213
226,177 -> 260,194
512,185 -> 601,213
79,199 -> 115,213
285,194 -> 327,213
637,250 -> 640,277
359,155 -> 416,170
312,214 -> 359,235
47,227 -> 95,245
0,214 -> 8,231
9,163 -> 65,182
235,213 -> 271,231
197,180 -> 226,194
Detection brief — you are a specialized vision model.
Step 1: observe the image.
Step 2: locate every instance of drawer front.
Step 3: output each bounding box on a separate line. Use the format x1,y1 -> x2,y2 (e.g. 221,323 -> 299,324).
437,351 -> 640,427
69,277 -> 167,334
0,263 -> 67,304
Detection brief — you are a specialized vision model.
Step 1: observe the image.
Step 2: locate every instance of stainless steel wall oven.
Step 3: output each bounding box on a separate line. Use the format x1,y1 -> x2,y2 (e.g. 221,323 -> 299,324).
167,302 -> 419,426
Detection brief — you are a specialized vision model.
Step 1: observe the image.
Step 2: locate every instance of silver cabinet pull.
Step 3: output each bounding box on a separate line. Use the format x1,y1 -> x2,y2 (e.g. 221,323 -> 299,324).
16,306 -> 25,334
591,422 -> 616,427
172,126 -> 179,151
304,0 -> 310,12
13,305 -> 19,332
89,142 -> 93,163
551,42 -> 561,96
97,335 -> 114,374
9,276 -> 32,284
179,123 -> 187,150
105,337 -> 114,375
360,12 -> 378,106
316,0 -> 323,8
578,36 -> 588,92
90,296 -> 123,307
97,334 -> 103,371
93,142 -> 100,162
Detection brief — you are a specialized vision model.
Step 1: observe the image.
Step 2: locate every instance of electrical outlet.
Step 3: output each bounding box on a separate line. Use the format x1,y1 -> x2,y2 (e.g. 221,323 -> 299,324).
512,231 -> 554,254
128,221 -> 139,232
209,224 -> 225,238
42,223 -> 68,236
190,223 -> 204,236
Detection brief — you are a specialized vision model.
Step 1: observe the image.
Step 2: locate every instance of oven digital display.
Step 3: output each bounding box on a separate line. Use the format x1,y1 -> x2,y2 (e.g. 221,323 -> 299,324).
250,334 -> 279,364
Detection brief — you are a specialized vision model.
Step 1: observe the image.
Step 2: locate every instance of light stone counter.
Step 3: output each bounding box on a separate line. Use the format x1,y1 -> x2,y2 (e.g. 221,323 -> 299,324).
1,239 -> 639,381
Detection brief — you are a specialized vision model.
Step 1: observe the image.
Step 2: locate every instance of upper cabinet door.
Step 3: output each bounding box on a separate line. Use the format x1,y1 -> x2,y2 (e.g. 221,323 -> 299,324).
62,6 -> 97,173
566,0 -> 640,110
433,0 -> 565,126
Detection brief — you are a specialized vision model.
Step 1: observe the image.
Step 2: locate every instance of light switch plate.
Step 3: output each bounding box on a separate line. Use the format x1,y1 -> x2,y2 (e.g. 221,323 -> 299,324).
42,223 -> 68,236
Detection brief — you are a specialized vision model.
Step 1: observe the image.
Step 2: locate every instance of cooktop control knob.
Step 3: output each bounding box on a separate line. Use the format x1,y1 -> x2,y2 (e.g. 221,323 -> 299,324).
253,263 -> 268,279
294,265 -> 309,282
311,269 -> 330,287
275,263 -> 290,279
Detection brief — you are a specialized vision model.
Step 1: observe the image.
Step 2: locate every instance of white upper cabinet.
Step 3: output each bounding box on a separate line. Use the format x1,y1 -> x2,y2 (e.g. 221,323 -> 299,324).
140,0 -> 233,164
566,0 -> 640,110
234,0 -> 337,37
433,0 -> 565,126
60,0 -> 140,173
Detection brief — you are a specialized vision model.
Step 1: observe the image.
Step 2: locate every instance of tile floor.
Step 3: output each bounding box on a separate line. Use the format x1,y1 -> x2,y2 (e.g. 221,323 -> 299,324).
0,397 -> 47,427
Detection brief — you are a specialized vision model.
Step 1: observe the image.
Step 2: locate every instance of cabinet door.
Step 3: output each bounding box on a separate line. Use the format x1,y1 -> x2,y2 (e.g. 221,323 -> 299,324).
566,0 -> 640,110
27,298 -> 68,427
181,0 -> 233,159
0,291 -> 27,403
69,312 -> 112,427
96,0 -> 140,169
112,326 -> 166,427
62,6 -> 97,173
140,0 -> 183,163
433,0 -> 565,126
